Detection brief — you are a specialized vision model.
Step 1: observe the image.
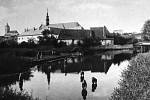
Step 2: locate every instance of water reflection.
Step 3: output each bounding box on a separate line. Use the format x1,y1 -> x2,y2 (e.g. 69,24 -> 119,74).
92,77 -> 97,92
0,70 -> 33,90
19,73 -> 23,91
0,50 -> 134,100
36,52 -> 132,75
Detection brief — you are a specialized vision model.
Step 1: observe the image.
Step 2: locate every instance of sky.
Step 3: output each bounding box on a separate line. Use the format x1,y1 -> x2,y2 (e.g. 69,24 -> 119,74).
0,0 -> 150,35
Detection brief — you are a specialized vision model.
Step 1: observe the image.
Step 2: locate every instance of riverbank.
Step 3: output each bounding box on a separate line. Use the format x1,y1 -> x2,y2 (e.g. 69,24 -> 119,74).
110,52 -> 150,100
0,87 -> 40,100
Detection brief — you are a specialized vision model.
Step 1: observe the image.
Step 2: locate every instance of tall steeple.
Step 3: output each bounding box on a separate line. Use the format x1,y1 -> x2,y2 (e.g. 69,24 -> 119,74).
5,23 -> 10,34
46,8 -> 49,26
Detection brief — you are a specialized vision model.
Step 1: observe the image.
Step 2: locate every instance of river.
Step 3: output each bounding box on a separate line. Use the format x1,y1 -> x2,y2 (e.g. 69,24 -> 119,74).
0,50 -> 134,100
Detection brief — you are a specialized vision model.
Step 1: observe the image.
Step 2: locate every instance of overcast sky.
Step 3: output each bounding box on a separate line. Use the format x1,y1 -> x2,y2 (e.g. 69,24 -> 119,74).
0,0 -> 150,35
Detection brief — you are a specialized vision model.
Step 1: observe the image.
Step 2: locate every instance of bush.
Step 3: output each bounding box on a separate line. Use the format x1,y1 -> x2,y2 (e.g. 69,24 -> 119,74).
0,87 -> 40,100
110,53 -> 150,100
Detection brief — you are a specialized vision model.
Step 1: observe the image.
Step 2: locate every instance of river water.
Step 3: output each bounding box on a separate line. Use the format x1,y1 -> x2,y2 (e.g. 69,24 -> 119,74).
0,50 -> 134,100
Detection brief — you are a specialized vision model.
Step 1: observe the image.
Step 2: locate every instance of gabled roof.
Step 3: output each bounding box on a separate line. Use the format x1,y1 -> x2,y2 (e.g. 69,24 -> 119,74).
19,22 -> 84,36
90,26 -> 110,39
40,22 -> 83,30
19,29 -> 43,36
58,29 -> 91,40
49,22 -> 83,29
4,30 -> 19,37
19,27 -> 62,36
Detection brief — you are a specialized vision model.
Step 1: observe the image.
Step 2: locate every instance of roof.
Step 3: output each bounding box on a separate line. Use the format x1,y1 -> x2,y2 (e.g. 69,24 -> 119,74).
90,26 -> 110,39
19,29 -> 43,36
19,27 -> 62,36
40,22 -> 83,30
19,22 -> 84,36
4,30 -> 19,37
49,22 -> 83,29
58,29 -> 91,40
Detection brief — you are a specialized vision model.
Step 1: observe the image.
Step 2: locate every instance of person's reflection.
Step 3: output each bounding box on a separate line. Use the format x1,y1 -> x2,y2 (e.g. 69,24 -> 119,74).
64,59 -> 67,76
81,79 -> 87,100
82,80 -> 87,89
47,65 -> 51,90
19,73 -> 23,91
92,77 -> 97,92
82,88 -> 87,100
80,72 -> 87,100
80,71 -> 84,82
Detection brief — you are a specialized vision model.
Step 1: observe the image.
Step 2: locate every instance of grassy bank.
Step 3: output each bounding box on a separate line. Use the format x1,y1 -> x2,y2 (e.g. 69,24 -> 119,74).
110,52 -> 150,100
0,87 -> 39,100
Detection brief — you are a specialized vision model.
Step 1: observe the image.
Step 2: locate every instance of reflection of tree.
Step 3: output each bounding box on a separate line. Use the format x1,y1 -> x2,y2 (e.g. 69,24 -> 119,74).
0,70 -> 33,88
37,63 -> 52,87
113,53 -> 132,65
36,53 -> 133,75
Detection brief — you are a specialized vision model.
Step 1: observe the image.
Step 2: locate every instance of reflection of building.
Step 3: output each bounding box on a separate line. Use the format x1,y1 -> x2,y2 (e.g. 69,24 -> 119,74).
37,52 -> 132,74
101,54 -> 114,60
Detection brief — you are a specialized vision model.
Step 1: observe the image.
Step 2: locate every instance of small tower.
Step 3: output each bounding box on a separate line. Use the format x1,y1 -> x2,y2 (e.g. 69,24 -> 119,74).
5,23 -> 10,34
46,9 -> 49,26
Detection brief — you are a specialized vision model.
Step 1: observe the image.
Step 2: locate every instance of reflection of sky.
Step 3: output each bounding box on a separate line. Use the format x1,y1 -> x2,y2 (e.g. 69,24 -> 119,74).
11,60 -> 129,100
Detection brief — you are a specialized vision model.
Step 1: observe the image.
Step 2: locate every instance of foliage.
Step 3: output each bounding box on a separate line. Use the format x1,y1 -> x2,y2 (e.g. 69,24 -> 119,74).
0,40 -> 18,48
110,53 -> 150,100
0,87 -> 40,100
19,41 -> 36,48
108,33 -> 135,45
142,20 -> 150,41
38,29 -> 58,47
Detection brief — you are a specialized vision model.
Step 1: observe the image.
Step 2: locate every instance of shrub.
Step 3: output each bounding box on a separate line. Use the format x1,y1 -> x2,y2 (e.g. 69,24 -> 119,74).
0,87 -> 40,100
110,53 -> 150,100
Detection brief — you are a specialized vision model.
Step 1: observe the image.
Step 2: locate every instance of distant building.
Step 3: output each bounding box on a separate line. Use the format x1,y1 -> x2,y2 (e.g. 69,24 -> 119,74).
90,26 -> 114,46
134,33 -> 142,40
17,22 -> 86,44
113,30 -> 123,34
17,10 -> 87,44
4,23 -> 19,41
58,29 -> 91,45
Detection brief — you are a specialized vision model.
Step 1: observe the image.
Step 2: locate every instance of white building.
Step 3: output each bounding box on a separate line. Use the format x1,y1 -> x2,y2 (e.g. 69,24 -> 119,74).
17,10 -> 84,44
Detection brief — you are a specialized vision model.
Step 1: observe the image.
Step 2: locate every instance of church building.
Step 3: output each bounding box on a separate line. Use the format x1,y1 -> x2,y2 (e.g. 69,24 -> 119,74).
17,9 -> 89,44
4,23 -> 19,41
4,23 -> 19,37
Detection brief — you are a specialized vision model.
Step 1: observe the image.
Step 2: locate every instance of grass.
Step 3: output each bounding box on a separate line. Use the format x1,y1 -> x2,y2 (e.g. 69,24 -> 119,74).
110,52 -> 150,100
0,87 -> 40,100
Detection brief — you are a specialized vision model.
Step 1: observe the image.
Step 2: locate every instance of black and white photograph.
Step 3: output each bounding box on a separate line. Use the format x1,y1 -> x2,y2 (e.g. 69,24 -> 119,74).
0,0 -> 150,100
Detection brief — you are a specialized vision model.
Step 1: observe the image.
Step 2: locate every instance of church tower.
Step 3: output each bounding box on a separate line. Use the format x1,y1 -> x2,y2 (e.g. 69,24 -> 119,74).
46,9 -> 49,26
5,23 -> 10,34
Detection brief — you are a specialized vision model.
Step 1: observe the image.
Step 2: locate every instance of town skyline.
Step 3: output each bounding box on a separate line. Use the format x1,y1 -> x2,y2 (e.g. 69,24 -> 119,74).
0,0 -> 150,35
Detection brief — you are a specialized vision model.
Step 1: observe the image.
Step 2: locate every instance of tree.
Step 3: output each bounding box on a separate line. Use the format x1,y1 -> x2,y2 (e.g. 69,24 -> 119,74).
142,19 -> 150,41
38,29 -> 58,47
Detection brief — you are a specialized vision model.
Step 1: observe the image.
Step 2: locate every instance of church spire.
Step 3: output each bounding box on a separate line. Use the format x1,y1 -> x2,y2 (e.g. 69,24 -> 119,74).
5,23 -> 10,34
46,8 -> 49,26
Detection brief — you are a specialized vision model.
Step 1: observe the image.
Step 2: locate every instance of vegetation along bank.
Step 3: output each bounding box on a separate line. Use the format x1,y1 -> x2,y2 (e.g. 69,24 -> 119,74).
110,52 -> 150,100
